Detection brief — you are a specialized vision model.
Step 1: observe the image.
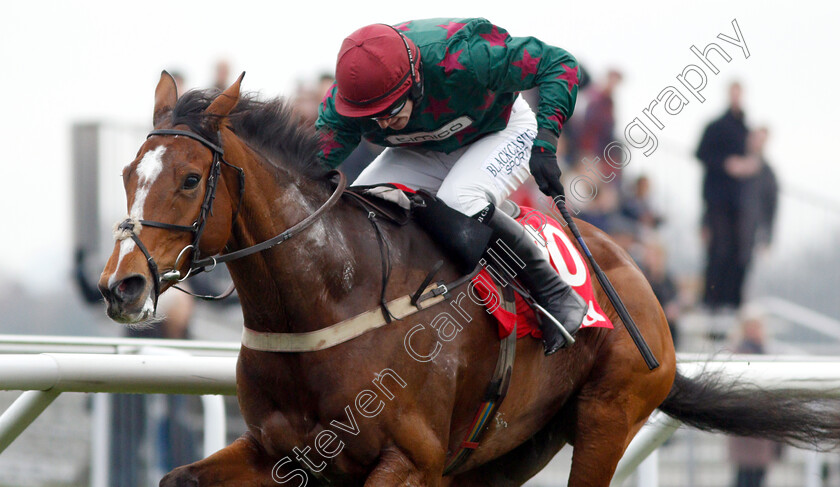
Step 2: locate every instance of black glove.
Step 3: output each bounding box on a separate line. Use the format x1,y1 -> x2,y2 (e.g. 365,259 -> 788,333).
528,145 -> 565,198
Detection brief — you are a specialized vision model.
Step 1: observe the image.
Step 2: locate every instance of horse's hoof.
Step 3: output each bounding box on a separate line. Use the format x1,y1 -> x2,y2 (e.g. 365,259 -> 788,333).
160,467 -> 199,487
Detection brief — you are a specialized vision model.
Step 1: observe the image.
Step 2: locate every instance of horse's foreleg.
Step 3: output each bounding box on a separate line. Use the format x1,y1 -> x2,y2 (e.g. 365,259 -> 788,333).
159,432 -> 282,487
362,406 -> 450,487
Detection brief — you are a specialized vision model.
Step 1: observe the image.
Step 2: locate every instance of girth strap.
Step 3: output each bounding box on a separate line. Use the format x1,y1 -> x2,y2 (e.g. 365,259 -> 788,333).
443,284 -> 518,476
241,282 -> 448,352
241,263 -> 482,352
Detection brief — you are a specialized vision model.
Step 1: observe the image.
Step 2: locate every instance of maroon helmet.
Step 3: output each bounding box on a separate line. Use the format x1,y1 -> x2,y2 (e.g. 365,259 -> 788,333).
334,24 -> 422,118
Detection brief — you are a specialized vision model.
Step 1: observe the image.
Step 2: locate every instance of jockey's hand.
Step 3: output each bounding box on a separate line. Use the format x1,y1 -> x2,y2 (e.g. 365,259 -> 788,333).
529,145 -> 565,198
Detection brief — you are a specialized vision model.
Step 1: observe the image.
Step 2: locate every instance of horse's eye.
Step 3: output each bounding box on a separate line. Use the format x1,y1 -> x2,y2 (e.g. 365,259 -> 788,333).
182,174 -> 201,190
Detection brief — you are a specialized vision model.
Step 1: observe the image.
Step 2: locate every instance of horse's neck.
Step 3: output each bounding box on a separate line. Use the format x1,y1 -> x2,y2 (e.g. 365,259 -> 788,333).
222,152 -> 393,333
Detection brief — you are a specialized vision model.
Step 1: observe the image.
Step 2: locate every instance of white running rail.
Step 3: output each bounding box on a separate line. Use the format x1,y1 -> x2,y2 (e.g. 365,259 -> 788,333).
613,355 -> 840,487
0,337 -> 239,487
3,337 -> 840,486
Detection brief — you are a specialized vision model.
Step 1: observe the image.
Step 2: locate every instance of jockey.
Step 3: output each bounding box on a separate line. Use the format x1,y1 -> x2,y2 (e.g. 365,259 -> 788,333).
316,18 -> 586,355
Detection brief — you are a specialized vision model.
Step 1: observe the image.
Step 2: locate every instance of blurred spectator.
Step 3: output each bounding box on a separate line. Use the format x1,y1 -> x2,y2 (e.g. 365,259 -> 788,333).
293,73 -> 381,181
620,174 -> 663,232
696,82 -> 752,312
577,69 -> 623,166
728,309 -> 782,486
213,59 -> 231,91
575,178 -> 621,233
641,241 -> 681,347
293,73 -> 336,126
738,127 -> 778,258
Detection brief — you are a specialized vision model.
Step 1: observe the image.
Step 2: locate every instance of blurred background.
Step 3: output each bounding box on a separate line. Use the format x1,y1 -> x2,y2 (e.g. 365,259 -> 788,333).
0,1 -> 838,486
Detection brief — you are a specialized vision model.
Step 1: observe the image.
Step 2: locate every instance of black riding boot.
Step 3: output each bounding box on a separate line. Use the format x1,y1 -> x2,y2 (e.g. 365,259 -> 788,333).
480,205 -> 587,355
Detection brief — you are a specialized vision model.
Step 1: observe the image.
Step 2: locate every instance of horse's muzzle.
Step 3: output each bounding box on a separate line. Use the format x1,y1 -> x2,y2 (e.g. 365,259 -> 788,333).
99,274 -> 152,323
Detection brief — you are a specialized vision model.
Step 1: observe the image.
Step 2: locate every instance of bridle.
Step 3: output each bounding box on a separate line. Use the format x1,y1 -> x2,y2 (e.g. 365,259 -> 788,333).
116,128 -> 347,311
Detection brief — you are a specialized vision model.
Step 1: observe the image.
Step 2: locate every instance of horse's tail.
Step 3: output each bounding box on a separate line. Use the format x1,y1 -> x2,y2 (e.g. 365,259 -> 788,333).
659,370 -> 840,449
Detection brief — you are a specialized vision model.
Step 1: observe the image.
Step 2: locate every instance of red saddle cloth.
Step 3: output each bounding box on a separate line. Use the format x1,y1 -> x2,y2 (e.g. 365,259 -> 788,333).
472,207 -> 614,339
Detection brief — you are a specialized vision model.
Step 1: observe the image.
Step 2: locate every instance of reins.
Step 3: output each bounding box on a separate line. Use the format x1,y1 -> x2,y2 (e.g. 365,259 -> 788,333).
192,169 -> 346,269
115,128 -> 347,311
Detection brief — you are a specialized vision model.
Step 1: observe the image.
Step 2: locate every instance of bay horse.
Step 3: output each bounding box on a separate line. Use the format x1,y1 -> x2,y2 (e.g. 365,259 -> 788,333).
99,72 -> 840,486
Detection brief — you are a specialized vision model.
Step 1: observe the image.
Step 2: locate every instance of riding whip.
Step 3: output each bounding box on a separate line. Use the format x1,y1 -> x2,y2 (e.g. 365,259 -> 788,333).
552,192 -> 660,370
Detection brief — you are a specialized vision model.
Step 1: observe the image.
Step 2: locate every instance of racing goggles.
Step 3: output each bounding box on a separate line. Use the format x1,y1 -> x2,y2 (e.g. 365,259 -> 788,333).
369,95 -> 409,122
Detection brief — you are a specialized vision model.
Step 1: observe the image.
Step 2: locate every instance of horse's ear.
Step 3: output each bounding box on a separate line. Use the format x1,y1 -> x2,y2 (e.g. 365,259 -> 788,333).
153,70 -> 178,127
206,72 -> 245,118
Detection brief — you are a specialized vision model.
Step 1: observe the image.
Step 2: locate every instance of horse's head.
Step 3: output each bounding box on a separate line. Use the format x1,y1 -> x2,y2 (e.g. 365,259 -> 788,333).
99,71 -> 244,323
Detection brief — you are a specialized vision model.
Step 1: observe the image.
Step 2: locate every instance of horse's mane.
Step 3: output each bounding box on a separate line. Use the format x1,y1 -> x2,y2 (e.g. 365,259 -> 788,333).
168,89 -> 329,180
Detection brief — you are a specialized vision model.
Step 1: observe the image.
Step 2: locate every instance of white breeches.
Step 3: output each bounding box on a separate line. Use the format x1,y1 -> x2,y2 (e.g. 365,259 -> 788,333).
352,96 -> 537,216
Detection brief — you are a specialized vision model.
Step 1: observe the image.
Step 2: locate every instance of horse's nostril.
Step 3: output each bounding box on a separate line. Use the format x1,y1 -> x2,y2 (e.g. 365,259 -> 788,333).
110,275 -> 147,304
98,283 -> 112,302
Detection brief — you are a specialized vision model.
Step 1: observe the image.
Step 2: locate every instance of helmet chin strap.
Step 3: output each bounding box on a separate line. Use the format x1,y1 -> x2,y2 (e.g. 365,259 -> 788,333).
387,24 -> 423,101
411,59 -> 425,102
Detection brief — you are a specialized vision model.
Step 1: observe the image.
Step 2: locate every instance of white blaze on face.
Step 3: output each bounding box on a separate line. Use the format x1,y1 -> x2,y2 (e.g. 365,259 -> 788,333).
111,146 -> 167,285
